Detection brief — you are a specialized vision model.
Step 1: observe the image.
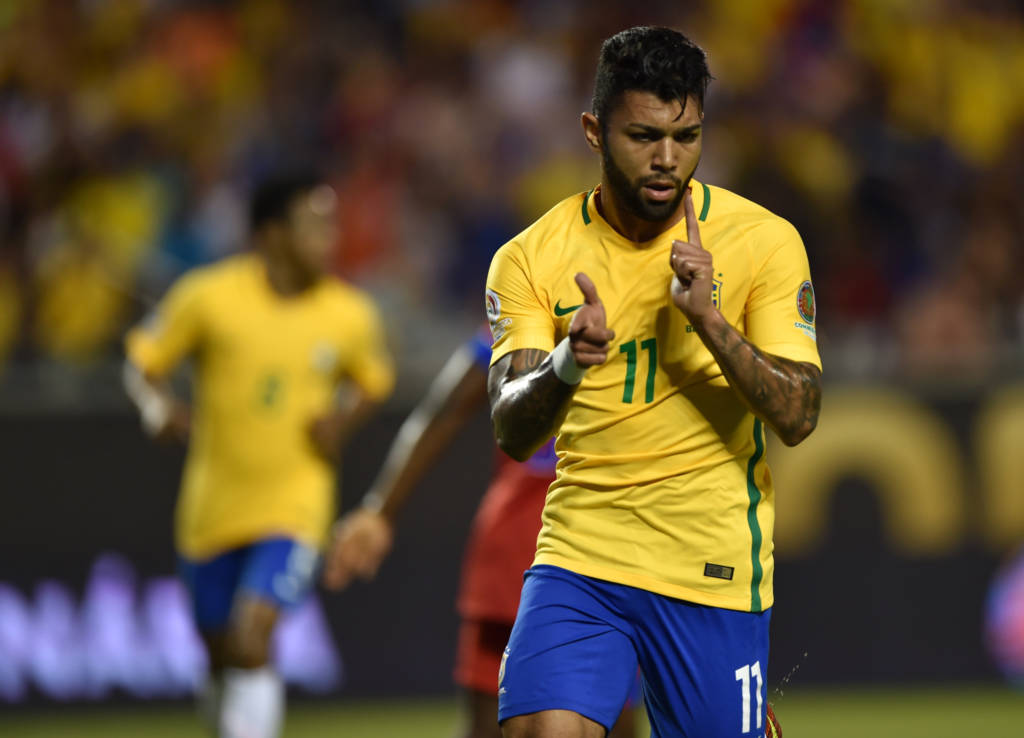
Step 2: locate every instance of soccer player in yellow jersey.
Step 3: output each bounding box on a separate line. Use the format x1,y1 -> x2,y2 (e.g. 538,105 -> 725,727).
485,27 -> 820,738
123,174 -> 394,738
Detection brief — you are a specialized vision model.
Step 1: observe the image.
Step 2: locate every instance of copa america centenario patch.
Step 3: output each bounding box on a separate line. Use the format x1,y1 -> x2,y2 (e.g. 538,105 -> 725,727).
485,288 -> 501,321
486,288 -> 511,340
797,281 -> 816,324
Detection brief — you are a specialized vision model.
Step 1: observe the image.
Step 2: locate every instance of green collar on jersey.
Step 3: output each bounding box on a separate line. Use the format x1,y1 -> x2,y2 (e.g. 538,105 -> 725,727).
698,182 -> 711,221
581,182 -> 711,226
582,188 -> 595,224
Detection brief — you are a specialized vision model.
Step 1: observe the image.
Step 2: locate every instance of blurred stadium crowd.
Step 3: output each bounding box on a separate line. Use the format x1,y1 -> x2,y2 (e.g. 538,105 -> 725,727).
0,0 -> 1021,394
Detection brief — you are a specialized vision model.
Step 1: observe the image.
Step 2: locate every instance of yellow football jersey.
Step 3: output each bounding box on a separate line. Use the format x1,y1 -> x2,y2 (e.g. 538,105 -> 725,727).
486,180 -> 821,612
126,254 -> 395,559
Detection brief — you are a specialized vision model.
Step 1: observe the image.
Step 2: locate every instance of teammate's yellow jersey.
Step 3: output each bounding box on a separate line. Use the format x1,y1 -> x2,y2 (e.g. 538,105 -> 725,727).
486,180 -> 820,612
126,254 -> 395,559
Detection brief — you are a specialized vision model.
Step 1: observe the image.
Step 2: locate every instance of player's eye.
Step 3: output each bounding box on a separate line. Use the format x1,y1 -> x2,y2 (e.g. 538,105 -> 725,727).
629,132 -> 656,142
675,130 -> 700,143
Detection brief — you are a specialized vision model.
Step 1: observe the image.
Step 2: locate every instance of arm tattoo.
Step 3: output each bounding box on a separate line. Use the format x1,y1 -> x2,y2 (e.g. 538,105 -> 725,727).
694,314 -> 822,446
487,348 -> 578,461
511,349 -> 547,374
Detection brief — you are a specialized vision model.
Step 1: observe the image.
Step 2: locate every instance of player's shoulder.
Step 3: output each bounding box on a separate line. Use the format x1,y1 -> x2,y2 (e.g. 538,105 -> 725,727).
196,252 -> 260,282
704,183 -> 802,243
164,253 -> 254,300
497,189 -> 591,261
317,274 -> 373,304
316,275 -> 384,321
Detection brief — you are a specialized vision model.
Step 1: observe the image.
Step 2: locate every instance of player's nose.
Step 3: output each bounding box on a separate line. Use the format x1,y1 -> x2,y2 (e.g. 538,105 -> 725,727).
651,138 -> 677,171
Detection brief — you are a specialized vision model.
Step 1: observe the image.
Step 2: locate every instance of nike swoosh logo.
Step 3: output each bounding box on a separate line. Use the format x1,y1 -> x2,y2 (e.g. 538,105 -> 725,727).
553,301 -> 583,316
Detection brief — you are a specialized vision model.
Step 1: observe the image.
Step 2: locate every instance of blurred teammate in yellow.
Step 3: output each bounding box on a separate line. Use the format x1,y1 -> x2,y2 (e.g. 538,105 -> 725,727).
124,173 -> 395,738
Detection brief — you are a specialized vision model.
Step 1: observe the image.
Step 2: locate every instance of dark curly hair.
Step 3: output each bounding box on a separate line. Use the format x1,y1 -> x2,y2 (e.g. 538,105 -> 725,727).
249,171 -> 324,232
592,26 -> 712,130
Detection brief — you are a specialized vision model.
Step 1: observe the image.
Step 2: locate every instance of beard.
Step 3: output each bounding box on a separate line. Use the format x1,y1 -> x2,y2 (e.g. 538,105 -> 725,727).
601,141 -> 694,223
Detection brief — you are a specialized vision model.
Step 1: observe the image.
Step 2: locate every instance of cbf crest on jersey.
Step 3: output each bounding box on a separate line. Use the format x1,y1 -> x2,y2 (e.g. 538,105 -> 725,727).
711,277 -> 722,309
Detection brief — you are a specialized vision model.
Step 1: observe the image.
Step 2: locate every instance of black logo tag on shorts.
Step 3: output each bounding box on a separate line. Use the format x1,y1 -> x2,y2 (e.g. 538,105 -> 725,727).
704,563 -> 734,580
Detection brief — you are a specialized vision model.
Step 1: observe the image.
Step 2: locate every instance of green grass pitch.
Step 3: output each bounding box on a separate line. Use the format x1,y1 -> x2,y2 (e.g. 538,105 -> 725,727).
0,686 -> 1020,737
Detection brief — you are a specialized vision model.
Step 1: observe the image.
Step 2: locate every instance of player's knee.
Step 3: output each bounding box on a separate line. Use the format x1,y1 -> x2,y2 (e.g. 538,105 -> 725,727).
499,717 -> 529,738
200,632 -> 230,673
224,627 -> 271,668
501,712 -> 604,738
224,597 -> 279,668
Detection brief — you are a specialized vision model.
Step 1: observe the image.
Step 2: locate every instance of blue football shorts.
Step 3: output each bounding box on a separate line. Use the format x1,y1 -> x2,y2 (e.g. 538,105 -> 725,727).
498,564 -> 772,738
178,538 -> 320,632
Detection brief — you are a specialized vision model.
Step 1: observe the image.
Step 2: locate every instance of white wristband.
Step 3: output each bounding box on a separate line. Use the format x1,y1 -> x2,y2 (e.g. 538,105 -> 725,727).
139,393 -> 170,437
550,337 -> 586,385
123,361 -> 170,436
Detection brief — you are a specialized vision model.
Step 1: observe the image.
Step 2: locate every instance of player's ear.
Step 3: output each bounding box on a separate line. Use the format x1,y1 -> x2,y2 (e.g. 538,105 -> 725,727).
581,113 -> 602,152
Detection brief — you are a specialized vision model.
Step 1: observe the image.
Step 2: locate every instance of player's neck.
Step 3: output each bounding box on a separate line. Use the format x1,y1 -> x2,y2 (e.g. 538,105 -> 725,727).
594,183 -> 685,244
261,253 -> 318,297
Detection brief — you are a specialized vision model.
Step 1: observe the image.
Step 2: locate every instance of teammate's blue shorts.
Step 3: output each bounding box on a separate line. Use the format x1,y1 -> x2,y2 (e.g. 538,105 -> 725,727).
178,538 -> 319,632
498,565 -> 772,738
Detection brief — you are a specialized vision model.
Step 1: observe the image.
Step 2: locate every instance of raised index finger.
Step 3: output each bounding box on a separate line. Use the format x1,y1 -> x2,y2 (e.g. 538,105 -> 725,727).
574,272 -> 601,305
683,186 -> 703,249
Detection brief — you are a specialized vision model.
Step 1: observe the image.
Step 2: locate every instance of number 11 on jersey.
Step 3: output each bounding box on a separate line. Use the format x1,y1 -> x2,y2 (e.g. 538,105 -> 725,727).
735,660 -> 763,734
620,337 -> 657,403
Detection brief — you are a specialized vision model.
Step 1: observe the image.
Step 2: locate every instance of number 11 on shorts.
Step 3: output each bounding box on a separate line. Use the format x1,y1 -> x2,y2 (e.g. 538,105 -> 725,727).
735,661 -> 763,734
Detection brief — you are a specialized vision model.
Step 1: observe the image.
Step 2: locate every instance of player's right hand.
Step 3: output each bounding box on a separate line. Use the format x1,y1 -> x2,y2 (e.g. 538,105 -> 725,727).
152,400 -> 191,444
322,507 -> 394,590
569,272 -> 614,366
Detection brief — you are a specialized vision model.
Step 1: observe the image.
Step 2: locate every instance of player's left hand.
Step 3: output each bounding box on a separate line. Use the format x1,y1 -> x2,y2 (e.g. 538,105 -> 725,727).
322,508 -> 394,590
670,186 -> 716,324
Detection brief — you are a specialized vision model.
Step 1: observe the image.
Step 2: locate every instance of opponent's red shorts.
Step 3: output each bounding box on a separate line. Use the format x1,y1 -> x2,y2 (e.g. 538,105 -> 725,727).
453,618 -> 513,694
